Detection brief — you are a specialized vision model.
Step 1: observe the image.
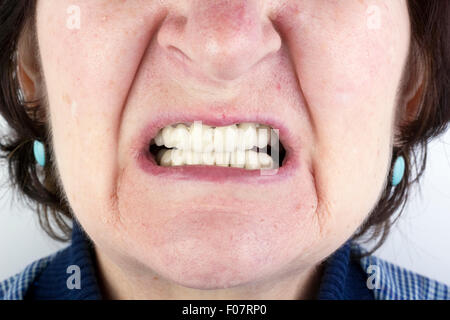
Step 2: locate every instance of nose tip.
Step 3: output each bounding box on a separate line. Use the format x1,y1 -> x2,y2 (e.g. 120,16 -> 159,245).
157,1 -> 281,81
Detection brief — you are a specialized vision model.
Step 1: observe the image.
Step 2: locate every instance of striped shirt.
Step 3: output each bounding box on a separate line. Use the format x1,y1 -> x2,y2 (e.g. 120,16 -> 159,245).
1,222 -> 449,300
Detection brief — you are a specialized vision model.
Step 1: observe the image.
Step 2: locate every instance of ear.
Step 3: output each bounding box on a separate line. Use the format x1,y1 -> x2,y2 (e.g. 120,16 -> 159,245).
401,67 -> 425,125
16,26 -> 41,103
393,51 -> 426,147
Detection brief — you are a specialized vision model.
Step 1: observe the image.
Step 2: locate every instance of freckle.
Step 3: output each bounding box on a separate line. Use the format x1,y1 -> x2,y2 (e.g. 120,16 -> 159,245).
63,93 -> 71,105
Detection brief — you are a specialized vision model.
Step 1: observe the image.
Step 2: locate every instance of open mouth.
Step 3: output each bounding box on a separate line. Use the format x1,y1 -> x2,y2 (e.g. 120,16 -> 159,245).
148,122 -> 287,169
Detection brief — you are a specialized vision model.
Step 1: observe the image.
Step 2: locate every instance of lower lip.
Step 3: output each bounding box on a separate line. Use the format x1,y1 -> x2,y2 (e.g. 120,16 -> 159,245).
136,150 -> 298,183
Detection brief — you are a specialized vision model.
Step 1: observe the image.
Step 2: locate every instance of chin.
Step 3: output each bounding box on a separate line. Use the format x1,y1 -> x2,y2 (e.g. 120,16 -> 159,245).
138,246 -> 274,290
116,212 -> 319,291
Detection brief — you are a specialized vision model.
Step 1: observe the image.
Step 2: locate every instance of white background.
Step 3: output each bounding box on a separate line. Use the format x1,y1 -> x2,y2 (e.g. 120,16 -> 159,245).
1,126 -> 449,285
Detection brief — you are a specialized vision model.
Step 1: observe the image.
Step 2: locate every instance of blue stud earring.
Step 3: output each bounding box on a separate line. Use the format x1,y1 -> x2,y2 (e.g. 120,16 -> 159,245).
33,140 -> 46,167
391,155 -> 405,186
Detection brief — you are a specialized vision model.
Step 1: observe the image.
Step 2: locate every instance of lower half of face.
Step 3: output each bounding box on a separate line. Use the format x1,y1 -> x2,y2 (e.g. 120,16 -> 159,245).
36,0 -> 410,289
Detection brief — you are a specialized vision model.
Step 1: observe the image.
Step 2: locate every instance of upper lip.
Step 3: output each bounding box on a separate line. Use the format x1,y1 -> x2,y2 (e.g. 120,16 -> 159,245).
131,109 -> 297,160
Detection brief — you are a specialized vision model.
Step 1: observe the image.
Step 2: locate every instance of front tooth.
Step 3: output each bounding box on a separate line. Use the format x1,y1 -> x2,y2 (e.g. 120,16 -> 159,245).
215,152 -> 231,167
190,122 -> 203,152
224,125 -> 238,152
201,152 -> 215,165
184,150 -> 201,165
257,125 -> 271,148
173,124 -> 190,149
159,149 -> 173,166
245,150 -> 260,169
213,127 -> 225,152
202,125 -> 214,152
230,150 -> 245,168
238,123 -> 257,150
258,152 -> 273,169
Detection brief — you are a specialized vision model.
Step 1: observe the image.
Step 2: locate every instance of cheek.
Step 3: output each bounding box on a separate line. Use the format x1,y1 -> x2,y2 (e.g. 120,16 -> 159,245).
35,1 -> 160,219
277,2 -> 410,234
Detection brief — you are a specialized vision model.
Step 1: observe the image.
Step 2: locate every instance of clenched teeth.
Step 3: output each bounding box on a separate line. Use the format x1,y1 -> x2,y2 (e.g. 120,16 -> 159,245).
150,122 -> 282,169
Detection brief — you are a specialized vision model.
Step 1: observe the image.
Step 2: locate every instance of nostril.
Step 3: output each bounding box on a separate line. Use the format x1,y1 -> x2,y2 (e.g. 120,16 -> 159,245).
157,3 -> 282,82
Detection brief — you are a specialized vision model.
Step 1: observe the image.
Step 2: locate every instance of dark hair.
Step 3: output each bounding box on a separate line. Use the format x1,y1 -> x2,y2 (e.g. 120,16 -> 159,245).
0,1 -> 449,251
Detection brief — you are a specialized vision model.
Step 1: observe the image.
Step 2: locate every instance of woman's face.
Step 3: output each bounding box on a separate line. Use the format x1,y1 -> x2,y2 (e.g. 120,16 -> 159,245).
35,0 -> 411,293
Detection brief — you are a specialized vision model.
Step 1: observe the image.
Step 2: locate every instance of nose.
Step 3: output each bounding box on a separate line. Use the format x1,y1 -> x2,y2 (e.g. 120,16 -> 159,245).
157,1 -> 281,81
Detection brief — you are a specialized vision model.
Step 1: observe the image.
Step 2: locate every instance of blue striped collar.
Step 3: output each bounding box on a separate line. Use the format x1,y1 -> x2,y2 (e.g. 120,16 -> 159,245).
25,221 -> 102,300
317,241 -> 374,299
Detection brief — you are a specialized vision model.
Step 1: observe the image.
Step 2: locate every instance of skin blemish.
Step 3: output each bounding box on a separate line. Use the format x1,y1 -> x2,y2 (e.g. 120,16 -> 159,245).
63,93 -> 78,118
63,92 -> 71,105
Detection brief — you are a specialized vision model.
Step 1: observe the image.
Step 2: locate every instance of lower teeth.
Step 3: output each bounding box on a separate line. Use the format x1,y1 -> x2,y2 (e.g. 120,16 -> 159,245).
149,144 -> 284,170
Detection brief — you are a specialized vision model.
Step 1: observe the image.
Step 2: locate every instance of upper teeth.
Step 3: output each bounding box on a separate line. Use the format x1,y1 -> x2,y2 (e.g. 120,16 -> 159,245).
153,122 -> 274,152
